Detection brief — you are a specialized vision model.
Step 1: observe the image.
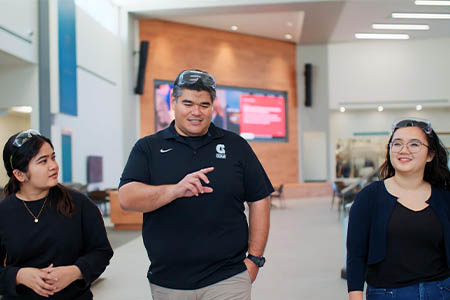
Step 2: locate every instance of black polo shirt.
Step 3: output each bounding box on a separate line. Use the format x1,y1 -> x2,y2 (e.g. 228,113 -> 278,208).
119,121 -> 273,290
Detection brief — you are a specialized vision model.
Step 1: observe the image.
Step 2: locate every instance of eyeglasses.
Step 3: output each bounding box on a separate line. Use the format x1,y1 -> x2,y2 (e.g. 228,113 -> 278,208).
392,118 -> 432,135
389,140 -> 429,153
10,129 -> 41,169
175,70 -> 216,89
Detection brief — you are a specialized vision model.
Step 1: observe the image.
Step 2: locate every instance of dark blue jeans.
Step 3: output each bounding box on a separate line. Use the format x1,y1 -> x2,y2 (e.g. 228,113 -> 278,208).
366,277 -> 450,300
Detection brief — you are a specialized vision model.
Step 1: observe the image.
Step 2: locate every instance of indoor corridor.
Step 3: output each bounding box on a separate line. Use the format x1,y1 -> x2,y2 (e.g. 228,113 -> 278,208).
92,196 -> 348,300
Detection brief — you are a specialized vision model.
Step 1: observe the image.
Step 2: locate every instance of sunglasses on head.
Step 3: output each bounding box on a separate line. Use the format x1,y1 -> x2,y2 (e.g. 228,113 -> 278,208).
10,129 -> 41,169
175,70 -> 216,89
12,129 -> 41,148
391,118 -> 432,135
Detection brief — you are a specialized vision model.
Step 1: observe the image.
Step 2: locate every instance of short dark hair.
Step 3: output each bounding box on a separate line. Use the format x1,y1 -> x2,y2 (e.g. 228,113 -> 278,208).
172,69 -> 216,102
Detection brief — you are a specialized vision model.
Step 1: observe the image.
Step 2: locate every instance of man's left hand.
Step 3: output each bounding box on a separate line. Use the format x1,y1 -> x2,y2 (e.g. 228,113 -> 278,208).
244,258 -> 259,283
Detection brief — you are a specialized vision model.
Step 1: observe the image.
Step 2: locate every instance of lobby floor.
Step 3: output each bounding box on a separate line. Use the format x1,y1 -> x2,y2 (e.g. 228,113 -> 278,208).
93,196 -> 349,300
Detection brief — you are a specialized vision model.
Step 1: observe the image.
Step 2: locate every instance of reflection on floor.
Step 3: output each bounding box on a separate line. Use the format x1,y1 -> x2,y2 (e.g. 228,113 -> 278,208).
93,196 -> 348,300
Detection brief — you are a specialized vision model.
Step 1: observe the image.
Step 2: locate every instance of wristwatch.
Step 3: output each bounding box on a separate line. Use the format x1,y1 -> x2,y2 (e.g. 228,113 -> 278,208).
247,254 -> 266,268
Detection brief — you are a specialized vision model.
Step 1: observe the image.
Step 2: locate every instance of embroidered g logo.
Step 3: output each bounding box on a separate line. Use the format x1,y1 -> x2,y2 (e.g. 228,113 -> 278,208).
216,144 -> 226,159
216,144 -> 225,154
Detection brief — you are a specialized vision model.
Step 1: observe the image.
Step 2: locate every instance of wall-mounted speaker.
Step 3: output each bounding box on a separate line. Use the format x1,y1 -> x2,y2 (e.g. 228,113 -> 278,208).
134,41 -> 149,95
304,63 -> 312,107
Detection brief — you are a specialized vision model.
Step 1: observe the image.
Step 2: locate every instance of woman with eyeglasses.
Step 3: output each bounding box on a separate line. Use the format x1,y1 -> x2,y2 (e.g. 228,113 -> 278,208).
0,130 -> 113,299
347,118 -> 450,300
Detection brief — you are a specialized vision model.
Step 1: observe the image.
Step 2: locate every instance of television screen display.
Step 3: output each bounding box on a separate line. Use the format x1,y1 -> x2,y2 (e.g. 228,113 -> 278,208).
154,80 -> 288,142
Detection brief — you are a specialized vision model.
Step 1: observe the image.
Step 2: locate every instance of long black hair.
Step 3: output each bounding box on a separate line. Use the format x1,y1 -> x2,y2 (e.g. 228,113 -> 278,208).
378,124 -> 450,191
2,131 -> 75,216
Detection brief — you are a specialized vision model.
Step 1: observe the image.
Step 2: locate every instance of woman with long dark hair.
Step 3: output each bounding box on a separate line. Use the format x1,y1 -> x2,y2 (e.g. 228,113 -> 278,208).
0,130 -> 113,299
347,118 -> 450,300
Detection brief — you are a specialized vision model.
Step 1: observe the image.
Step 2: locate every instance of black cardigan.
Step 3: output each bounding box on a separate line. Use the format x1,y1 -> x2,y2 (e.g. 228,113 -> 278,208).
0,190 -> 113,299
347,181 -> 450,292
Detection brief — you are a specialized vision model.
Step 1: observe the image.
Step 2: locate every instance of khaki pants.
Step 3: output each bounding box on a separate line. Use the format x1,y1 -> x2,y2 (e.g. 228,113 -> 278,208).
150,271 -> 251,300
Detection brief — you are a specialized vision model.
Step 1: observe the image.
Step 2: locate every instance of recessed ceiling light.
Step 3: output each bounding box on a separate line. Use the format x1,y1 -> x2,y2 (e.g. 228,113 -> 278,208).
286,21 -> 293,27
231,25 -> 238,31
372,24 -> 430,30
355,33 -> 410,40
10,106 -> 33,113
416,104 -> 423,111
415,0 -> 450,6
392,12 -> 450,19
377,106 -> 384,112
339,107 -> 346,113
284,33 -> 293,40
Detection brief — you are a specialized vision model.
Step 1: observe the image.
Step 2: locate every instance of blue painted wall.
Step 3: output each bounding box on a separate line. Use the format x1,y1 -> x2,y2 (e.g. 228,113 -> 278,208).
58,0 -> 78,116
61,134 -> 73,183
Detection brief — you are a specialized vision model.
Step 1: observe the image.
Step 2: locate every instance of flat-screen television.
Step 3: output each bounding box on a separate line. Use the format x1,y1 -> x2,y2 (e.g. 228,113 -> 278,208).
154,80 -> 288,142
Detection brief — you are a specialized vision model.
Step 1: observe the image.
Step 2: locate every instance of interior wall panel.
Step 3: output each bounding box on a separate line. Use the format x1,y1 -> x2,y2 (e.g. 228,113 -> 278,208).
139,19 -> 299,186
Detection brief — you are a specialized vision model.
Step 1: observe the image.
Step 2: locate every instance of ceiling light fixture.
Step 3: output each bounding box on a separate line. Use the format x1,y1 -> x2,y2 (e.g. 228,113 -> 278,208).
10,106 -> 33,113
285,34 -> 293,40
377,106 -> 384,112
392,12 -> 450,19
339,107 -> 346,113
355,33 -> 410,40
372,24 -> 430,30
415,0 -> 450,6
416,104 -> 423,111
231,25 -> 238,31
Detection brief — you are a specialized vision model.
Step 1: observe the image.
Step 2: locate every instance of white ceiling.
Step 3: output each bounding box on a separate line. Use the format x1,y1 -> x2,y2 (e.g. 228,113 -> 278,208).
114,0 -> 450,44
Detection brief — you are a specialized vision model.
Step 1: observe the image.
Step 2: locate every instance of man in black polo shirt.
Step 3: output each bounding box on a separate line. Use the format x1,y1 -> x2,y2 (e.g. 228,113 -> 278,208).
119,69 -> 273,300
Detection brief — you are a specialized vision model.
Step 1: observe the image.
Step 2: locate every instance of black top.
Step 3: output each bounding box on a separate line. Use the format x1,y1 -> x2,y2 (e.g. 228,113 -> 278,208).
119,121 -> 274,290
347,181 -> 450,292
0,190 -> 113,299
179,134 -> 209,150
366,201 -> 450,288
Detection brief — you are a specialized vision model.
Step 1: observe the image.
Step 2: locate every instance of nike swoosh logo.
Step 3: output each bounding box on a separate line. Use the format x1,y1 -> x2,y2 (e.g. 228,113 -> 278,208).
160,148 -> 173,153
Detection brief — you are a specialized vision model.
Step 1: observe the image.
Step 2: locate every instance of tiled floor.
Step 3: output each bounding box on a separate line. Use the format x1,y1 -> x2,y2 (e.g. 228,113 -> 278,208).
93,196 -> 349,300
